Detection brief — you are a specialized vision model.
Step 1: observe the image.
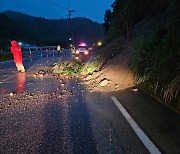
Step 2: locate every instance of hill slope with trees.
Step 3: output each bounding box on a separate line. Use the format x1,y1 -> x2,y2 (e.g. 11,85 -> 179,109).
0,10 -> 104,50
99,0 -> 180,111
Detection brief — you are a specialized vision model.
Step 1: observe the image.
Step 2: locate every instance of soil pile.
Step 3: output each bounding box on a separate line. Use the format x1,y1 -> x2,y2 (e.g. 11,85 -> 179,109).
83,39 -> 135,92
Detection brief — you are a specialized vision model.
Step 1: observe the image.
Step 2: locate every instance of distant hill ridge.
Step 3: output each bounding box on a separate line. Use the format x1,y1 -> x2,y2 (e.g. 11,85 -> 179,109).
1,10 -> 104,46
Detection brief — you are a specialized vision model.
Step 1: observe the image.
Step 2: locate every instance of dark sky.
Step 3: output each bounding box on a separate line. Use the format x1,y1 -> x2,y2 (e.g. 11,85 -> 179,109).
0,0 -> 114,23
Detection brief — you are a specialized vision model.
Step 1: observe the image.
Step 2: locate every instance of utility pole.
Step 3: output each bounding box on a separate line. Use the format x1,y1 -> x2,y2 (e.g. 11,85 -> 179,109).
68,6 -> 75,45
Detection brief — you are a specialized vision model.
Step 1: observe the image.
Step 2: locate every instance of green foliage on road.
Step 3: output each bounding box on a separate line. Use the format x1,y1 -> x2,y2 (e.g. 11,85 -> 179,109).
53,60 -> 82,76
53,55 -> 104,76
81,55 -> 104,75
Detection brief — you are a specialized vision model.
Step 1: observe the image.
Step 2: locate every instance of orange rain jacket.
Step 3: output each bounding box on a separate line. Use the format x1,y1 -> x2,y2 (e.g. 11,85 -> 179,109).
10,40 -> 23,63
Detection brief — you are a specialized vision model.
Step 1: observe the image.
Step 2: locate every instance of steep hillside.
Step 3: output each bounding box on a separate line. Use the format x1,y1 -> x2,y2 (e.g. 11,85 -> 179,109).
95,0 -> 180,111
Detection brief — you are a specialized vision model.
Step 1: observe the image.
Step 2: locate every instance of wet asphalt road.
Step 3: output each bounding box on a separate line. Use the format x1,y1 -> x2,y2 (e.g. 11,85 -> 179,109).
0,50 -> 149,153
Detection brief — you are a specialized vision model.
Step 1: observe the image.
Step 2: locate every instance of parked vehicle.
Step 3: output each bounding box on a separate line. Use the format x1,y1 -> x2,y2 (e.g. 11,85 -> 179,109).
75,43 -> 91,56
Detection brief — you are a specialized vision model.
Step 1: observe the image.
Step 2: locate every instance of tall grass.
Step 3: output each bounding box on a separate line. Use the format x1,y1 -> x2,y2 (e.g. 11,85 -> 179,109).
131,32 -> 180,109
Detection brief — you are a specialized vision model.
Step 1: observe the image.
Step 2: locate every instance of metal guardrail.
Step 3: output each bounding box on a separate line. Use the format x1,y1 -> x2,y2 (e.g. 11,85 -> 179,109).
23,46 -> 57,51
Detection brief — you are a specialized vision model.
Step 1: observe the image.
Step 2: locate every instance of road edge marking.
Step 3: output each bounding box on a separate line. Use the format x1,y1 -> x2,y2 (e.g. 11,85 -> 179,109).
111,96 -> 161,154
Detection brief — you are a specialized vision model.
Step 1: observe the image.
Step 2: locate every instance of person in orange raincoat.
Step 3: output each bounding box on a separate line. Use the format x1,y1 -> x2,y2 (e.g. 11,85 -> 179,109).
10,40 -> 25,73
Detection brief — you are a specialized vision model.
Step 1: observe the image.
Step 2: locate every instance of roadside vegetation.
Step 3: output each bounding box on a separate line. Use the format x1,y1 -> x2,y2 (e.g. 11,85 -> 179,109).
132,32 -> 179,109
0,52 -> 13,62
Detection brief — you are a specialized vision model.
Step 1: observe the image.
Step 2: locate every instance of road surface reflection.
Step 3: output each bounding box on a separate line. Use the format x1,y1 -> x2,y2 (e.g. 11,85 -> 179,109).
16,72 -> 26,93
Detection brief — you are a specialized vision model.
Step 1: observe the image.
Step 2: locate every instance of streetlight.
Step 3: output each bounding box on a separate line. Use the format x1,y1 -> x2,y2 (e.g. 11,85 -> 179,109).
98,41 -> 102,46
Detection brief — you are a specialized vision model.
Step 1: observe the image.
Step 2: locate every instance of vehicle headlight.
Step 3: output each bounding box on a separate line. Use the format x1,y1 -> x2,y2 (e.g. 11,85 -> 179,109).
76,50 -> 79,54
84,50 -> 88,55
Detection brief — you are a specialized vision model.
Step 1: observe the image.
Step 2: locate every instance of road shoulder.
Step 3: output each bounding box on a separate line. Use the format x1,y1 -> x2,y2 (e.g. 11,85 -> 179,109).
112,88 -> 180,154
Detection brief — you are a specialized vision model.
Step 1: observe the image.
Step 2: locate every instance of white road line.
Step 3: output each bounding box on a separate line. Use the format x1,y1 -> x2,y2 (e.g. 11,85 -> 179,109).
111,96 -> 161,154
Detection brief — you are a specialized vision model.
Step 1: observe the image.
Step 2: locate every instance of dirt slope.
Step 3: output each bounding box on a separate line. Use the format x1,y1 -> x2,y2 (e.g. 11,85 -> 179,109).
83,39 -> 135,92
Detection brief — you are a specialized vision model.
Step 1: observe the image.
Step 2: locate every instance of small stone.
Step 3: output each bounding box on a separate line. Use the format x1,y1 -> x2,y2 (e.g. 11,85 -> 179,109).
85,75 -> 92,81
99,78 -> 110,87
115,84 -> 118,89
132,88 -> 138,92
